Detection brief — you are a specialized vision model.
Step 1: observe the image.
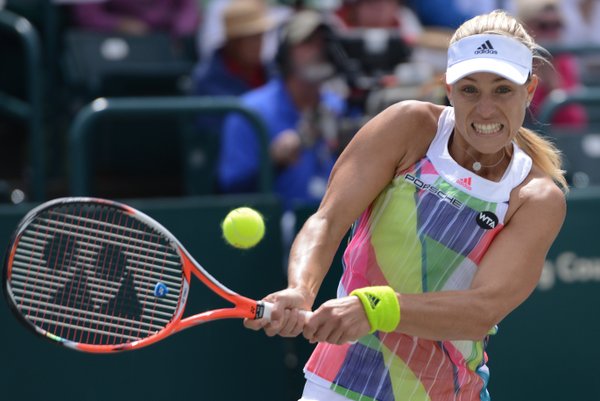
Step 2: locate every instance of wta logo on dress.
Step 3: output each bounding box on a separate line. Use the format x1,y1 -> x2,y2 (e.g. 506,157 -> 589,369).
476,211 -> 498,230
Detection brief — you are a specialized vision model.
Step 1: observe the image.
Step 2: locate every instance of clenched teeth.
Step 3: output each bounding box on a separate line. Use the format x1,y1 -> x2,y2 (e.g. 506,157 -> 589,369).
472,123 -> 502,134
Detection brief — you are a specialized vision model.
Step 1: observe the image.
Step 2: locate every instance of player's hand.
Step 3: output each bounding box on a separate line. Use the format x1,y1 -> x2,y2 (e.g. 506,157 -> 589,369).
303,296 -> 371,345
243,287 -> 312,337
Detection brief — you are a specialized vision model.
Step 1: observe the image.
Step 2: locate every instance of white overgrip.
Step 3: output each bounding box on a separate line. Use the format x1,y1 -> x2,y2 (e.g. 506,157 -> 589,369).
259,301 -> 357,344
260,301 -> 311,322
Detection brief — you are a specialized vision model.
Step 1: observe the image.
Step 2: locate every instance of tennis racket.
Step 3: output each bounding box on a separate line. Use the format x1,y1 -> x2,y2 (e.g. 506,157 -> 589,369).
2,197 -> 295,353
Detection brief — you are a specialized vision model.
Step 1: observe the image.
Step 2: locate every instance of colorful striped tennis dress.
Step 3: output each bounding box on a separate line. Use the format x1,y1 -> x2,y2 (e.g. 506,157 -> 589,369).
304,107 -> 532,401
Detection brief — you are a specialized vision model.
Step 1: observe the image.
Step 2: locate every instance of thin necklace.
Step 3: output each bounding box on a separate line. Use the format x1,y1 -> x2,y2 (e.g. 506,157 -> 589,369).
453,135 -> 507,172
469,151 -> 505,172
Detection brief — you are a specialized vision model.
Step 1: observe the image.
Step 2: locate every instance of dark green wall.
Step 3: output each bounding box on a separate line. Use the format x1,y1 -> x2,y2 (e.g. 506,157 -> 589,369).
487,189 -> 600,401
1,190 -> 599,401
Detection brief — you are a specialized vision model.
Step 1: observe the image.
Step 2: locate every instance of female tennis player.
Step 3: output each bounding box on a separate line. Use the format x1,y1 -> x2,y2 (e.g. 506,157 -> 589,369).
246,10 -> 567,401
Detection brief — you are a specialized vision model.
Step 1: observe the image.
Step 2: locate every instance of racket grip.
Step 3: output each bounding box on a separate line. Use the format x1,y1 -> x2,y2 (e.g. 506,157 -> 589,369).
259,301 -> 311,322
259,301 -> 357,344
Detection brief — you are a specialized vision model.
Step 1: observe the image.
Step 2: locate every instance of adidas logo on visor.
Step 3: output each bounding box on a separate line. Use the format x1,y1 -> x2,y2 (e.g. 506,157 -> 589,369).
474,40 -> 498,55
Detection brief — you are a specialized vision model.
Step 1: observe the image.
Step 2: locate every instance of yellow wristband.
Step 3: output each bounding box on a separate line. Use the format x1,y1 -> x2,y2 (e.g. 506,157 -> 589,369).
350,286 -> 400,333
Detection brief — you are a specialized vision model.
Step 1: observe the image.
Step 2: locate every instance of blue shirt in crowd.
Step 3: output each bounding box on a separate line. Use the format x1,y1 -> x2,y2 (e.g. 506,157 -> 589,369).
218,78 -> 345,209
406,0 -> 473,29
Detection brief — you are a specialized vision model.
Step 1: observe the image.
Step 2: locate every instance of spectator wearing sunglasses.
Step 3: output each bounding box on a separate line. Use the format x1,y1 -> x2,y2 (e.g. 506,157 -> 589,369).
517,0 -> 588,128
561,0 -> 600,46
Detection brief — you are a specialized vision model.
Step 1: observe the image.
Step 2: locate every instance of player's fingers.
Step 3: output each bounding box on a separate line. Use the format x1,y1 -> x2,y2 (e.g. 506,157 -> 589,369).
310,323 -> 334,344
264,309 -> 288,337
291,309 -> 310,336
280,309 -> 308,337
304,313 -> 332,344
328,331 -> 344,345
243,317 -> 267,331
302,315 -> 318,342
278,308 -> 298,337
268,303 -> 283,323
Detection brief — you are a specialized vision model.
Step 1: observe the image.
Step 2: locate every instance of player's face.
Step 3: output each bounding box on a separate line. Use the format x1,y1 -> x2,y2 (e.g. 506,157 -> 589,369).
446,72 -> 537,154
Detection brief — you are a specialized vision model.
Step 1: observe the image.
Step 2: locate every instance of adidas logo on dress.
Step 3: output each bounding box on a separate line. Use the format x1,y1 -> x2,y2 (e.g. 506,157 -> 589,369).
456,177 -> 472,191
474,40 -> 498,55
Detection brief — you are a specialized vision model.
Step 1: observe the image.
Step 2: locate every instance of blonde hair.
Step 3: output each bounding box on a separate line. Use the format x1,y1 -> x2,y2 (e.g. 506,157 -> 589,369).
450,10 -> 568,192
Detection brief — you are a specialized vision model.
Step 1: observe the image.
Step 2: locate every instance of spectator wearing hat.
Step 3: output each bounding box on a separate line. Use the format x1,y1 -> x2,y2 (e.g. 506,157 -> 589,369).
196,0 -> 292,64
217,10 -> 346,209
192,0 -> 276,100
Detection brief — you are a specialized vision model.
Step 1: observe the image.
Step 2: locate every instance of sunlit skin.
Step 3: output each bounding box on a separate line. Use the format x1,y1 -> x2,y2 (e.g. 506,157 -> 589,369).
244,73 -> 564,346
446,72 -> 538,181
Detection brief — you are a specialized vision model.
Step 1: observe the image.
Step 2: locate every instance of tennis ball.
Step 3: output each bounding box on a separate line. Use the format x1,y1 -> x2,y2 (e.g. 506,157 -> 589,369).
222,207 -> 265,249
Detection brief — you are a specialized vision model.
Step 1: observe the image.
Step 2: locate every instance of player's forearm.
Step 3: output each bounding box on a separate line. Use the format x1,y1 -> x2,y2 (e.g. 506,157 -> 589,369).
396,289 -> 499,341
287,213 -> 345,307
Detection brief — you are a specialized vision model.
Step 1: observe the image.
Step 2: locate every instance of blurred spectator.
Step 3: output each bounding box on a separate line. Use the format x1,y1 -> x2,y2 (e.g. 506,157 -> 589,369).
328,0 -> 451,113
192,0 -> 276,98
453,0 -> 516,19
197,0 -> 292,62
218,10 -> 346,208
517,0 -> 588,127
404,0 -> 518,29
405,0 -> 473,29
560,0 -> 600,46
331,0 -> 422,42
70,0 -> 199,39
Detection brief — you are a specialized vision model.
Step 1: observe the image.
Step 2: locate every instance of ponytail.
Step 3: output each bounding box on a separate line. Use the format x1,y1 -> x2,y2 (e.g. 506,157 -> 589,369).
515,127 -> 569,192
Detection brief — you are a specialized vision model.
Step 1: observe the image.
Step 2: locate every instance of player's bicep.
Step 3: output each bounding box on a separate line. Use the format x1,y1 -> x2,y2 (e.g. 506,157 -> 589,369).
470,184 -> 566,323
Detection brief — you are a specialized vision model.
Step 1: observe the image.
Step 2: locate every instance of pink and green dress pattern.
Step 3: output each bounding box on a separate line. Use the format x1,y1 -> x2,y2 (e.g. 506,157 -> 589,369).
304,107 -> 532,401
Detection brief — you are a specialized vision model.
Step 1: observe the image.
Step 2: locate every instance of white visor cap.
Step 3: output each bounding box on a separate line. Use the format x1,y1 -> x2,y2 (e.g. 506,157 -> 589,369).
446,34 -> 533,85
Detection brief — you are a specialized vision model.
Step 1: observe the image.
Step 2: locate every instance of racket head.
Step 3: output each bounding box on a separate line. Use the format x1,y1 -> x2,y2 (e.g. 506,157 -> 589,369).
2,197 -> 263,353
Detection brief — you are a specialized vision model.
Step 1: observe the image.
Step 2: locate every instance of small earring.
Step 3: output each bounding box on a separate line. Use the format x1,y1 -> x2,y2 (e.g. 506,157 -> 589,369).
526,100 -> 531,107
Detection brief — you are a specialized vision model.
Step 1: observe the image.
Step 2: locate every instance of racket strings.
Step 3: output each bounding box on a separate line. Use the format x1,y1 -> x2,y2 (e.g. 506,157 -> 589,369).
9,203 -> 184,346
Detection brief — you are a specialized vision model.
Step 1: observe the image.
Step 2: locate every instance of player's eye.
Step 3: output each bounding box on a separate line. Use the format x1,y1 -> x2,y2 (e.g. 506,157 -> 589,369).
496,86 -> 512,94
460,85 -> 478,94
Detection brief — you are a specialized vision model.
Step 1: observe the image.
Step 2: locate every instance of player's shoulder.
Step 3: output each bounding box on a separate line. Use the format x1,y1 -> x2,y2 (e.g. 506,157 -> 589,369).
365,101 -> 444,146
510,165 -> 567,221
374,101 -> 445,165
521,165 -> 566,203
382,100 -> 445,129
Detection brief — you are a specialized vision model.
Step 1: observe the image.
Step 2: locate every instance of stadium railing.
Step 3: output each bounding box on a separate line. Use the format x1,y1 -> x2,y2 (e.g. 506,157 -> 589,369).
0,9 -> 45,200
68,96 -> 273,197
537,87 -> 600,126
536,88 -> 600,188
